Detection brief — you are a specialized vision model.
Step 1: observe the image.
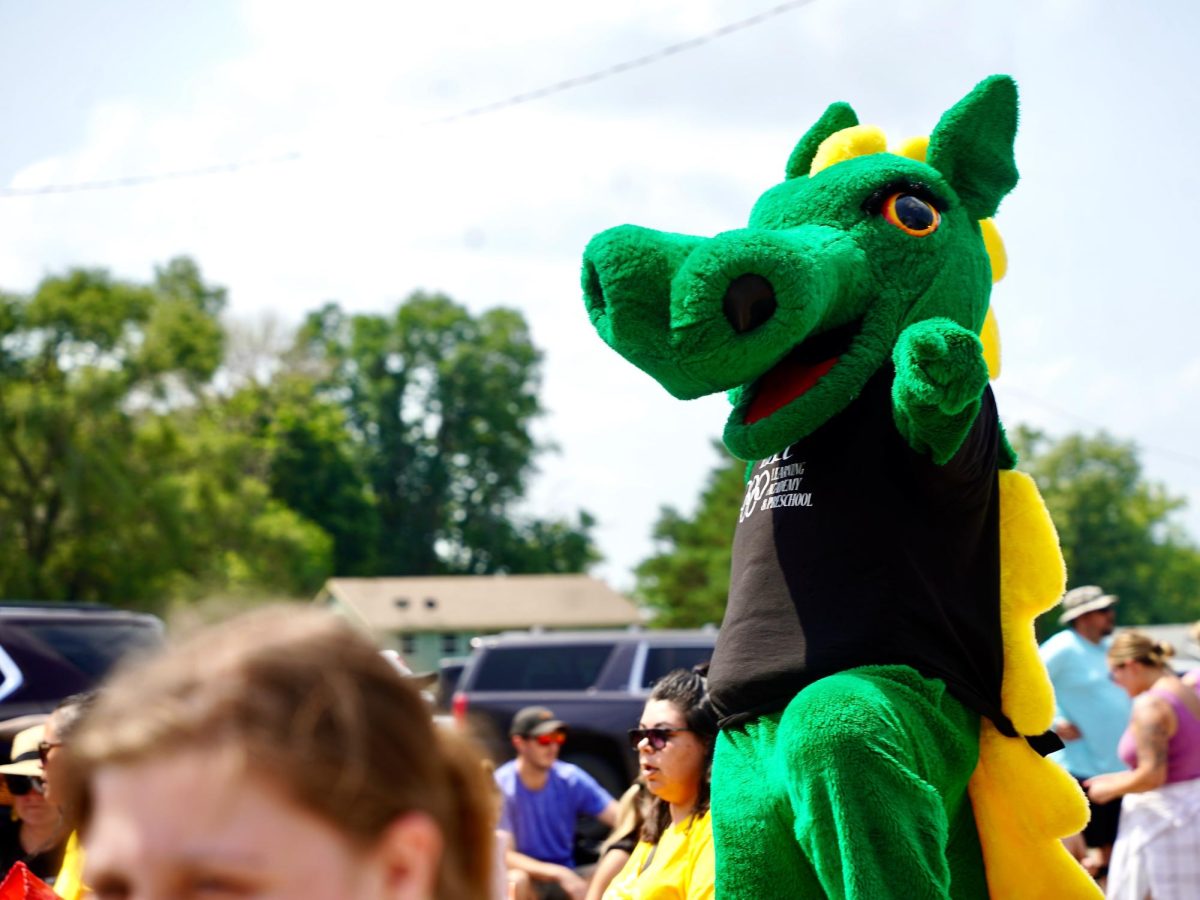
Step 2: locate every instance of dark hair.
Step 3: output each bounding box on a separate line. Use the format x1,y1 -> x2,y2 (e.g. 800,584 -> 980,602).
63,607 -> 495,900
640,666 -> 717,844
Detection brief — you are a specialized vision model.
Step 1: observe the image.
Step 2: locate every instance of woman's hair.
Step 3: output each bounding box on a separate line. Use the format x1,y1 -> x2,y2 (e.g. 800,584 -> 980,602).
63,606 -> 494,900
1108,630 -> 1176,669
641,666 -> 717,845
53,690 -> 97,743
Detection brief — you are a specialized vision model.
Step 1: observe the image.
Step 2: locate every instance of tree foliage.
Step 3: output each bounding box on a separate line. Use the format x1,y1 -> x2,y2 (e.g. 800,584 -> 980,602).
1012,426 -> 1200,628
0,260 -> 339,609
293,293 -> 598,575
634,442 -> 744,627
0,263 -> 599,607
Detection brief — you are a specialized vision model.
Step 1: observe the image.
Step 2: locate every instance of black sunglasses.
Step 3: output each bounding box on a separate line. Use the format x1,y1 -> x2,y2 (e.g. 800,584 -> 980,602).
3,774 -> 45,797
37,741 -> 62,766
627,727 -> 690,751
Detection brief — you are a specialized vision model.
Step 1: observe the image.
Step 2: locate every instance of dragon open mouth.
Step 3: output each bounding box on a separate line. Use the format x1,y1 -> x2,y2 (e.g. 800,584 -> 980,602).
744,320 -> 861,424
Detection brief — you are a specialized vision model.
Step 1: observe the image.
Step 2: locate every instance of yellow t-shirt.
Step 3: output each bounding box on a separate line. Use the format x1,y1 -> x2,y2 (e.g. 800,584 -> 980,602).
54,830 -> 86,900
602,810 -> 714,900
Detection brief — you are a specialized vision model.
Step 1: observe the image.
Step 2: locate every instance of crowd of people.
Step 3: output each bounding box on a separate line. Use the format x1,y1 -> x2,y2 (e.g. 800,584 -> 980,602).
0,607 -> 717,900
0,591 -> 1194,899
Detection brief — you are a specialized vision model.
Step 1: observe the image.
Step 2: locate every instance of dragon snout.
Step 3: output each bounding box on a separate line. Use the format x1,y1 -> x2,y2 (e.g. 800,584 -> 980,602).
723,274 -> 777,334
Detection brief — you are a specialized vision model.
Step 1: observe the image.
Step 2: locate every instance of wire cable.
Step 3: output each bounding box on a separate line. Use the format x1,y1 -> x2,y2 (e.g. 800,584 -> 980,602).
999,383 -> 1200,469
1,0 -> 817,199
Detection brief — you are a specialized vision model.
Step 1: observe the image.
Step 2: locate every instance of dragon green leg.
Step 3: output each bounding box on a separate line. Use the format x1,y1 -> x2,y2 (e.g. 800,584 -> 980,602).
712,666 -> 987,900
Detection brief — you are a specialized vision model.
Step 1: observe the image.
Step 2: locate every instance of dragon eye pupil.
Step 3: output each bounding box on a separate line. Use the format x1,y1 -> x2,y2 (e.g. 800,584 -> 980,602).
894,195 -> 935,230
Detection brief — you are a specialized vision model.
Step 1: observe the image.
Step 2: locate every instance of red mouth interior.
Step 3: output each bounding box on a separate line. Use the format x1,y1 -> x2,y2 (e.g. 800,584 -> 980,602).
744,355 -> 838,425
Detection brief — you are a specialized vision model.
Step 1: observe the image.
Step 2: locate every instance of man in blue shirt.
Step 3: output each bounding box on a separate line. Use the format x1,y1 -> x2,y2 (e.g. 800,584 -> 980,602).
1040,585 -> 1131,882
495,706 -> 619,900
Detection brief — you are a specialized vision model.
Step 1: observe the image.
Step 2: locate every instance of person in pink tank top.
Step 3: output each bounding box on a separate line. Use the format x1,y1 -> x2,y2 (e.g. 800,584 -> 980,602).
1084,630 -> 1200,899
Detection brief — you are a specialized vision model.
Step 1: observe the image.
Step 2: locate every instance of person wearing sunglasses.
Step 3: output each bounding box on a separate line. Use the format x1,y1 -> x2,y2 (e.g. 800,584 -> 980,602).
0,723 -> 67,884
495,706 -> 619,899
602,668 -> 716,899
1082,631 -> 1200,899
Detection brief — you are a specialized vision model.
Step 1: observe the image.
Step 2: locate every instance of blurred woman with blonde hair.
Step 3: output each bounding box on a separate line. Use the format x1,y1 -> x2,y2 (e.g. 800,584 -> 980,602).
1084,630 -> 1200,899
63,606 -> 496,900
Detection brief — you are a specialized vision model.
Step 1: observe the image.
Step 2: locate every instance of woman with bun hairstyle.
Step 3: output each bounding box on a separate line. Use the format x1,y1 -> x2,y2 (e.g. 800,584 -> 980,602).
1085,630 -> 1200,899
603,668 -> 716,900
62,606 -> 495,900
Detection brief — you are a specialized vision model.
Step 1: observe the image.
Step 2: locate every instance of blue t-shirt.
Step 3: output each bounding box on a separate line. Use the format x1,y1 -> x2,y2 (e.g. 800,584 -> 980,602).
1040,629 -> 1131,777
495,760 -> 614,868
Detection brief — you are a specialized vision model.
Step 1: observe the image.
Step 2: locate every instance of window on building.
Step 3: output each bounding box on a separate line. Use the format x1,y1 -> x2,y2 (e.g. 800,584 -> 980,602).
441,633 -> 459,655
400,633 -> 416,656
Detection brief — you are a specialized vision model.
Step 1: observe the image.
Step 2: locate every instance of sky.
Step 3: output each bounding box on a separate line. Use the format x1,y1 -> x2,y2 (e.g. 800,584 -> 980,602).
2,0 -> 1199,593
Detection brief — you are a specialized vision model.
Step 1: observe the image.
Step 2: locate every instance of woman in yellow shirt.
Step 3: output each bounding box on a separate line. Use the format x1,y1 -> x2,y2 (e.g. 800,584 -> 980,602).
604,668 -> 716,900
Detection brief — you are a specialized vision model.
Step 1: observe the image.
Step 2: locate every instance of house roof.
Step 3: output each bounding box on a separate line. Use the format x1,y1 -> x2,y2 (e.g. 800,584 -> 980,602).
316,574 -> 641,633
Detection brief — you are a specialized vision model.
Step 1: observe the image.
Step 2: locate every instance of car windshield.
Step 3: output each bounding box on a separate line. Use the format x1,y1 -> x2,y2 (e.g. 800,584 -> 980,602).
641,645 -> 714,689
473,644 -> 615,691
2,619 -> 162,680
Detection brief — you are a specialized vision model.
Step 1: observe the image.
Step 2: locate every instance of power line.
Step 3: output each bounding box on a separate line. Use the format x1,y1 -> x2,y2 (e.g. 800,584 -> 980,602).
999,383 -> 1200,470
1,1 -> 817,199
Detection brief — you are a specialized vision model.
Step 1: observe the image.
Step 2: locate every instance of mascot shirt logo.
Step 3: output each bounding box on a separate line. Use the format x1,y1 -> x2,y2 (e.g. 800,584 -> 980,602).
739,445 -> 812,523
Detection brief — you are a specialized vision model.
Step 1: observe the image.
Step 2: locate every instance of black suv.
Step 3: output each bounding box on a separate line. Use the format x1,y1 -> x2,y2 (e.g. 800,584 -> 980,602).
452,628 -> 717,797
0,603 -> 165,720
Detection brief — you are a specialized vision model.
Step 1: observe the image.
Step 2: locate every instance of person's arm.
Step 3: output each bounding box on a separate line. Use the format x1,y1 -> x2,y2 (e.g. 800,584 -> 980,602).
583,847 -> 633,900
505,849 -> 588,900
595,798 -> 620,829
1040,643 -> 1083,741
1084,697 -> 1174,803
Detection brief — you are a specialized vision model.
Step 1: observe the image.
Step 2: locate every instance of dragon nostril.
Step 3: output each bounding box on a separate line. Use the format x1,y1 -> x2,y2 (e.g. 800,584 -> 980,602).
583,260 -> 607,317
723,274 -> 777,334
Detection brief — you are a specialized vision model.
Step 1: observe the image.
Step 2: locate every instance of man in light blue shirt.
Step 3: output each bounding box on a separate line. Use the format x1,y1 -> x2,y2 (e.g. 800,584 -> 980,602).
1040,585 -> 1131,880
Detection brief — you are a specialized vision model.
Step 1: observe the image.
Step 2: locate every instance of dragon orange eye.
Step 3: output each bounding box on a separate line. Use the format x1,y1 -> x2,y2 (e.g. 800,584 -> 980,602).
882,193 -> 940,236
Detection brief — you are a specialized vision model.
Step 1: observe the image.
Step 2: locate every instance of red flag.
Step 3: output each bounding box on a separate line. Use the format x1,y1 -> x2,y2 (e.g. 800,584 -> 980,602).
0,863 -> 59,900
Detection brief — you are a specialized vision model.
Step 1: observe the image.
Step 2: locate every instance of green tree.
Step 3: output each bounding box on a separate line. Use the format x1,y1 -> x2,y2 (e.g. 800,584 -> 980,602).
294,293 -> 598,575
1012,427 -> 1200,627
0,259 -> 335,608
213,371 -> 379,576
0,260 -> 223,600
635,442 -> 745,626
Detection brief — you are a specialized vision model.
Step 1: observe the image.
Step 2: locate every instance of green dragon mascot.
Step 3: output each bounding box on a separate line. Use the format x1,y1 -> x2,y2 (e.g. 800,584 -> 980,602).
581,76 -> 1101,898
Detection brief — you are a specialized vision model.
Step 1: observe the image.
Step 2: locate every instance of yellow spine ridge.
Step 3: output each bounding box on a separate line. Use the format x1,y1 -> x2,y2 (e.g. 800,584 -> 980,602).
970,722 -> 1100,899
809,125 -> 888,176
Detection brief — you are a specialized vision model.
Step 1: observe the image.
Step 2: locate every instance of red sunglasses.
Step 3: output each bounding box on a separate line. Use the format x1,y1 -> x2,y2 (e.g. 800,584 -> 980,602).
531,731 -> 567,747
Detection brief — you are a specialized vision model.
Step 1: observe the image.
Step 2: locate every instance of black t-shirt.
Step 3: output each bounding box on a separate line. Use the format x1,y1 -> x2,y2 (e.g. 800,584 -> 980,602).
0,815 -> 66,884
708,366 -> 1014,736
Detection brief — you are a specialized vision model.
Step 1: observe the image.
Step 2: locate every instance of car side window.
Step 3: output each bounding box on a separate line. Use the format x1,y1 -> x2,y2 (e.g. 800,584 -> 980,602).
474,644 -> 615,691
641,646 -> 714,690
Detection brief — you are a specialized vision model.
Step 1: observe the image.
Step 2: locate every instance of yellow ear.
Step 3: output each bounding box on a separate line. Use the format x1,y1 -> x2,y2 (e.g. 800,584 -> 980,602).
809,125 -> 888,175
